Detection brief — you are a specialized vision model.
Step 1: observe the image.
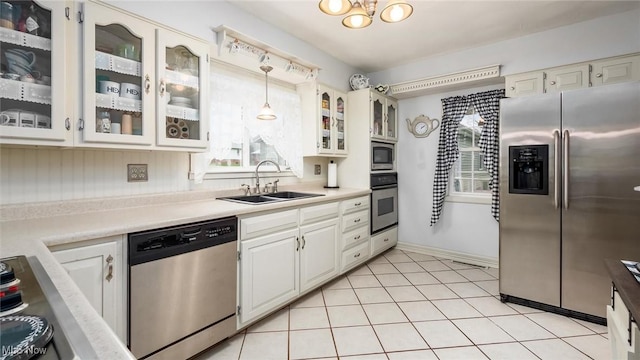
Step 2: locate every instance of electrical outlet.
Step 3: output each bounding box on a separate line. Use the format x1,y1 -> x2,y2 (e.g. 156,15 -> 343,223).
314,164 -> 321,175
127,164 -> 148,182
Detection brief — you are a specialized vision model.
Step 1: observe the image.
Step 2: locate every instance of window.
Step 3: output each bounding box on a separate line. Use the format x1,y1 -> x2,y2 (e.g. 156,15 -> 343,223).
450,106 -> 491,197
205,66 -> 303,176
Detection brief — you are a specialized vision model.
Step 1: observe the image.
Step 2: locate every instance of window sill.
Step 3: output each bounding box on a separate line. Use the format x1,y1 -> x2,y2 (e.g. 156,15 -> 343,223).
445,194 -> 491,205
189,170 -> 296,180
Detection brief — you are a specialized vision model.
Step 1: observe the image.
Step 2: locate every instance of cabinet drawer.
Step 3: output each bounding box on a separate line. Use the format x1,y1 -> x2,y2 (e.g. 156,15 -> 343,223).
342,226 -> 369,251
240,209 -> 299,240
371,226 -> 398,256
300,202 -> 339,225
340,196 -> 369,214
341,241 -> 370,274
341,210 -> 369,233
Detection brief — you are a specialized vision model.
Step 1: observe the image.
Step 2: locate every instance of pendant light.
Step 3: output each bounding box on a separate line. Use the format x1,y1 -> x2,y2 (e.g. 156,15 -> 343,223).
318,0 -> 352,15
257,65 -> 276,120
342,1 -> 372,29
380,0 -> 413,23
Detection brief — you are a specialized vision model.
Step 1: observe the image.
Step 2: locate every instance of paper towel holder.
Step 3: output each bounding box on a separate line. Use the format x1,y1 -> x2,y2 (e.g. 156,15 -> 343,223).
324,160 -> 340,189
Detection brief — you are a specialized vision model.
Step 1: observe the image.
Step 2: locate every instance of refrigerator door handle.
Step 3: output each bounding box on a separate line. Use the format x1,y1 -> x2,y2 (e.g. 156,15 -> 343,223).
554,130 -> 561,209
563,129 -> 570,209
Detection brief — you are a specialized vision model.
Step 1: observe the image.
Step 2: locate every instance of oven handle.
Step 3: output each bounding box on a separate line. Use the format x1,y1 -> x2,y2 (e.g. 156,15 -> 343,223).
371,184 -> 398,190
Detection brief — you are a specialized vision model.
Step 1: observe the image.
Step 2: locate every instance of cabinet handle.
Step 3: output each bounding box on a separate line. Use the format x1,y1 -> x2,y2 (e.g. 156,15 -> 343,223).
595,73 -> 603,78
65,118 -> 70,131
65,7 -> 70,20
354,218 -> 361,223
159,79 -> 166,95
296,237 -> 300,251
383,238 -> 389,242
550,80 -> 556,85
144,75 -> 151,94
354,235 -> 361,240
105,255 -> 113,282
354,253 -> 361,258
510,86 -> 515,90
354,202 -> 361,206
301,235 -> 306,249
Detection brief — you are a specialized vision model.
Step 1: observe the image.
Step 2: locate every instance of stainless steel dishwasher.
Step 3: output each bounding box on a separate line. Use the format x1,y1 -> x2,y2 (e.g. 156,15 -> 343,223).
128,217 -> 237,360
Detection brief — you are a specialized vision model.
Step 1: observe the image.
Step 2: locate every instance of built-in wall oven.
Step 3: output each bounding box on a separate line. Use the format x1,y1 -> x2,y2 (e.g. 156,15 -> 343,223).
371,172 -> 398,234
371,141 -> 395,171
128,217 -> 237,360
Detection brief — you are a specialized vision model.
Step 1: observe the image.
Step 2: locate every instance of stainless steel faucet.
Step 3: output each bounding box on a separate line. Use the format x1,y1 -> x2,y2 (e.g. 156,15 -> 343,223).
254,160 -> 281,193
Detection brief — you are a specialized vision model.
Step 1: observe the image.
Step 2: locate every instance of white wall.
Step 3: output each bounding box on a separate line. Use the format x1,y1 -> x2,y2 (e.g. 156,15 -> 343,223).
388,8 -> 639,261
397,84 -> 503,260
368,8 -> 640,85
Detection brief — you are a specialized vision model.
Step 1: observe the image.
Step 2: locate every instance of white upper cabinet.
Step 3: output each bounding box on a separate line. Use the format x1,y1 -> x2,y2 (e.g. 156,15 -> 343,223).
505,53 -> 640,98
299,82 -> 348,157
0,1 -> 74,146
155,28 -> 209,149
370,92 -> 397,142
80,1 -> 209,150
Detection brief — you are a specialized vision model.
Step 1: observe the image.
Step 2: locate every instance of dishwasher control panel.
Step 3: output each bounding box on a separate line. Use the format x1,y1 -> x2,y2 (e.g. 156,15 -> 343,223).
128,217 -> 237,265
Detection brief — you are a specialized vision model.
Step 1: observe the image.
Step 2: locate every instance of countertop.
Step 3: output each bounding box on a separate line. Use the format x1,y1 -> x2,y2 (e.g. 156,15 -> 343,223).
0,186 -> 370,359
605,258 -> 640,322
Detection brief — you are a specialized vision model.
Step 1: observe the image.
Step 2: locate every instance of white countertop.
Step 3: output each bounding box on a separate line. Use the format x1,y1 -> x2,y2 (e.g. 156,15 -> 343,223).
0,186 -> 370,359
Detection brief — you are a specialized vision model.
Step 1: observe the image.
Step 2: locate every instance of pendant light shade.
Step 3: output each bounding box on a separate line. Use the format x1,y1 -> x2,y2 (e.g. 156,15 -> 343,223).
257,65 -> 277,120
380,0 -> 413,23
319,0 -> 352,15
342,1 -> 372,29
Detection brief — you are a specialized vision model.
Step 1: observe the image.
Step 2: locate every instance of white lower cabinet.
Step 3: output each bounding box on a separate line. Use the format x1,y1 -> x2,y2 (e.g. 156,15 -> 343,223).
607,290 -> 640,360
339,196 -> 371,274
371,226 -> 398,257
238,201 -> 340,327
239,228 -> 299,325
51,236 -> 125,342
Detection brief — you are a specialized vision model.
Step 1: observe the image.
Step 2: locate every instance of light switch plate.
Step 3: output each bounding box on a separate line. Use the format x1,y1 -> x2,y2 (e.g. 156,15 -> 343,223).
128,164 -> 148,182
314,164 -> 321,175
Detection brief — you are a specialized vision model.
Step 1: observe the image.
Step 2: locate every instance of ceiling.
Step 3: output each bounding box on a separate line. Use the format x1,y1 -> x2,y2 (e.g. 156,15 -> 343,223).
229,1 -> 640,73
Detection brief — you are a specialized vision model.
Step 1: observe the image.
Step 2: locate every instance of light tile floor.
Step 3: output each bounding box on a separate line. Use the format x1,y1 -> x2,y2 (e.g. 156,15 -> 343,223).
195,248 -> 610,360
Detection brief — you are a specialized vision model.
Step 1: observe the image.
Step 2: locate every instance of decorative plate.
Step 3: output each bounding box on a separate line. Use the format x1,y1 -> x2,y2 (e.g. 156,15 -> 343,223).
349,74 -> 370,91
166,118 -> 190,139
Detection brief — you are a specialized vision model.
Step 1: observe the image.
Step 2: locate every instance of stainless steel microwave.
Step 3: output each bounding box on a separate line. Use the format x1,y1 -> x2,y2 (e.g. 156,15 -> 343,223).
371,141 -> 394,171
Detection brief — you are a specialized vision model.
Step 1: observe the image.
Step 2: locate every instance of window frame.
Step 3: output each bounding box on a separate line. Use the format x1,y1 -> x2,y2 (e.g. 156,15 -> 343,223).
446,107 -> 491,204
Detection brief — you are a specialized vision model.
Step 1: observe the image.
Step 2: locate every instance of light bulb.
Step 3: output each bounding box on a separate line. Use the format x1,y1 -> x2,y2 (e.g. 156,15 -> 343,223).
328,0 -> 342,13
390,5 -> 404,22
351,15 -> 363,27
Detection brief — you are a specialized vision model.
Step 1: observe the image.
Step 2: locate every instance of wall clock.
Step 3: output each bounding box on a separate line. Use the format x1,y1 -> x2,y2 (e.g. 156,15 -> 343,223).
406,115 -> 440,138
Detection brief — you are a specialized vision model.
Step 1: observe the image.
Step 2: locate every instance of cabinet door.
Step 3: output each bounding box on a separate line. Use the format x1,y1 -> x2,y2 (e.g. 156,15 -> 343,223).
505,72 -> 544,97
591,55 -> 640,87
334,90 -> 347,154
299,218 -> 339,293
371,92 -> 385,140
318,86 -> 333,154
239,229 -> 299,325
156,28 -> 209,149
53,240 -> 121,338
0,1 -> 72,145
546,65 -> 589,93
385,98 -> 398,141
82,2 -> 155,146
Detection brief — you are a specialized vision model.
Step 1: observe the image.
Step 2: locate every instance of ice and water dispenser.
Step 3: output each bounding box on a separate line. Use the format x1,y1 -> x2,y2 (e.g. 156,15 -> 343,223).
509,145 -> 548,195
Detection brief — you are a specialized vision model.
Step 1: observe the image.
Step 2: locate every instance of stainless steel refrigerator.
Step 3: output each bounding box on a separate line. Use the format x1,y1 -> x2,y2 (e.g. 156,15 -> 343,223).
499,81 -> 640,321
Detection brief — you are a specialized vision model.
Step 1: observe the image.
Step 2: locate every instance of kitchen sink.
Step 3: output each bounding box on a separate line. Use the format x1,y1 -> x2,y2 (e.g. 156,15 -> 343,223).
263,191 -> 324,200
219,191 -> 324,205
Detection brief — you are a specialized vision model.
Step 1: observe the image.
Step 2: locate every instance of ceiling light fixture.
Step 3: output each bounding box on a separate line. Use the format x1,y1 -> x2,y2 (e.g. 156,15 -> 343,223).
257,65 -> 276,120
319,0 -> 413,29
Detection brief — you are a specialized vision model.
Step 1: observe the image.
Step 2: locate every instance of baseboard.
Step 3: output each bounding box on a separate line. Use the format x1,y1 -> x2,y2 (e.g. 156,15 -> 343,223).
396,241 -> 499,269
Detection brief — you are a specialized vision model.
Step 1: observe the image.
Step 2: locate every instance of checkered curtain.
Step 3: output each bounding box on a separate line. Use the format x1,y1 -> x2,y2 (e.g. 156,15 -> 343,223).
430,96 -> 471,226
470,89 -> 506,222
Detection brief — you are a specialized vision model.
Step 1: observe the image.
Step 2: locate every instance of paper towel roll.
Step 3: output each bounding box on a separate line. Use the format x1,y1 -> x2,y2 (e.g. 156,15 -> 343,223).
327,161 -> 337,188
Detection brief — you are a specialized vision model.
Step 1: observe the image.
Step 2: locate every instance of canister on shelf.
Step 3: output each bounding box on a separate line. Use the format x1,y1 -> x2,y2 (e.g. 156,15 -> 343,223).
96,111 -> 111,133
0,2 -> 14,29
121,113 -> 133,135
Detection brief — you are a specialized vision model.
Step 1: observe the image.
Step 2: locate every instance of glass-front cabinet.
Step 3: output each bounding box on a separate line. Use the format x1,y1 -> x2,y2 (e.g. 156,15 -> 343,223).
81,1 -> 208,150
318,84 -> 347,156
156,29 -> 208,148
0,1 -> 72,145
371,92 -> 397,142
